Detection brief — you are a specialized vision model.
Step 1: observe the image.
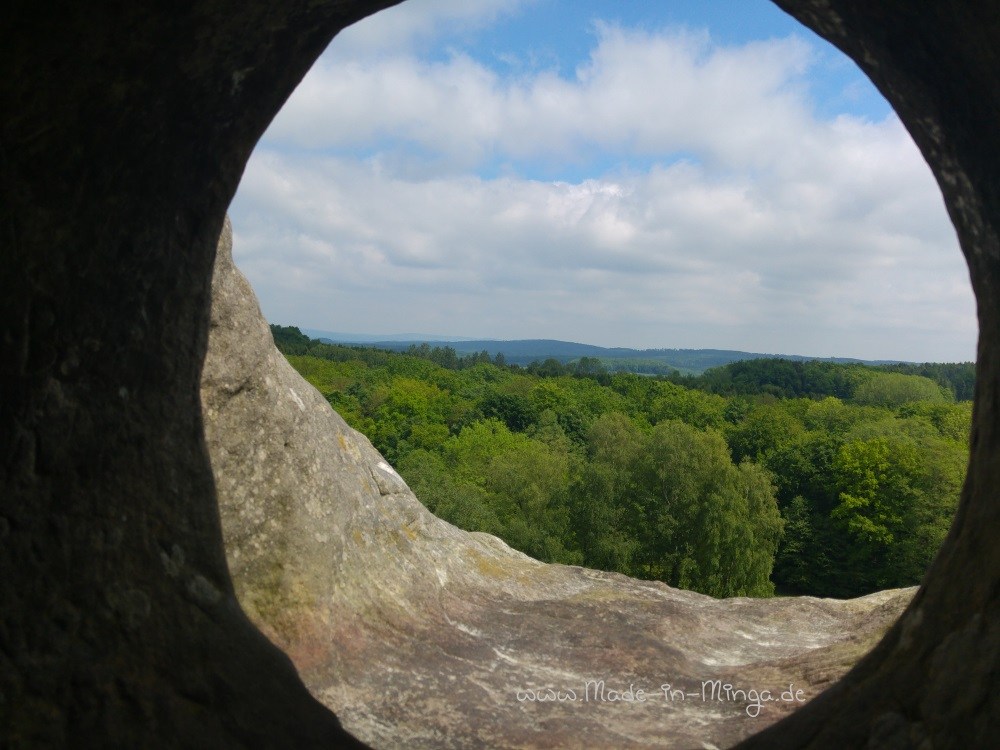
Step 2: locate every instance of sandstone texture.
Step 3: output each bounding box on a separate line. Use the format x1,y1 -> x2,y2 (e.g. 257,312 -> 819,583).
203,219 -> 913,749
4,1 -> 1000,747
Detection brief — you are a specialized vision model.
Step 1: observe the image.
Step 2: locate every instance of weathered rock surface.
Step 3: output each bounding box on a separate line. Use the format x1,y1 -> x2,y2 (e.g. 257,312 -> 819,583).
5,1 -> 1000,747
203,219 -> 913,749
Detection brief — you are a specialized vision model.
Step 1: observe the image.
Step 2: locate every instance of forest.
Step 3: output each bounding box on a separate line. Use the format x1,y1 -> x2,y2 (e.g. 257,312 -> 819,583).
272,325 -> 973,599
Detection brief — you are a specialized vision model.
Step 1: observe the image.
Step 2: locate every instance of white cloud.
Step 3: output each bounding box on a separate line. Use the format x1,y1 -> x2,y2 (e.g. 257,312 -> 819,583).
268,24 -> 817,171
230,16 -> 976,362
232,143 -> 971,360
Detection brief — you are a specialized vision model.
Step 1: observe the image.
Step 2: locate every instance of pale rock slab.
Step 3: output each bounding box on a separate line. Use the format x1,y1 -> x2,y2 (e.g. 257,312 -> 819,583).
202,219 -> 912,749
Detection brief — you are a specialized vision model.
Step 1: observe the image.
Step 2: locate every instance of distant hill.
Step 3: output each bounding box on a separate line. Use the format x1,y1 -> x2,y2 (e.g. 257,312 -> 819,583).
302,328 -> 479,344
272,325 -> 974,400
313,335 -> 907,375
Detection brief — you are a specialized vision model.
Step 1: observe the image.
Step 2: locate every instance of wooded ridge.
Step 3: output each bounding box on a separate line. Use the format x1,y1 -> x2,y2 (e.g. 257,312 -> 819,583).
273,324 -> 971,599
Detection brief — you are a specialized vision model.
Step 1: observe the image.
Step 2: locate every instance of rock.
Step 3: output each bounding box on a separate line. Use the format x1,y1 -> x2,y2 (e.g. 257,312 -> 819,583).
203,219 -> 914,749
0,4 -> 395,746
4,1 -> 1000,747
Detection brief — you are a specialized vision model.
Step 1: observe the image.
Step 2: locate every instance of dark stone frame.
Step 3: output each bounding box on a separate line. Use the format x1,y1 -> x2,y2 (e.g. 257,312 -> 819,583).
1,1 -> 996,746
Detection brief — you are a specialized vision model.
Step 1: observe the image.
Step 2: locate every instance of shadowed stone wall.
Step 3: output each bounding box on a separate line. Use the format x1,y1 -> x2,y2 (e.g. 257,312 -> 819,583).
1,1 -> 996,747
0,2 -> 398,747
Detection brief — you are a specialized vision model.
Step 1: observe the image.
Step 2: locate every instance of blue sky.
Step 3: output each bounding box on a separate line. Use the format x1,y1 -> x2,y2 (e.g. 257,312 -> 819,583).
229,0 -> 975,362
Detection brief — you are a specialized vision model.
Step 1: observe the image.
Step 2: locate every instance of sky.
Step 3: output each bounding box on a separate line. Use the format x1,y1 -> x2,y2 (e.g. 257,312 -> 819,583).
228,0 -> 977,363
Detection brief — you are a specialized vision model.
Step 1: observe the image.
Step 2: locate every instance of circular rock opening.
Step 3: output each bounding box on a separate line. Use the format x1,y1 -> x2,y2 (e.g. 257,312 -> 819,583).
3,1 -> 997,748
209,2 -> 976,741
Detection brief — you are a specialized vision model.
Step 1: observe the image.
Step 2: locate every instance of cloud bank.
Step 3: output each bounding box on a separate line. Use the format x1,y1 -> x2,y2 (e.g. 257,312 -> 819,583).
230,2 -> 975,362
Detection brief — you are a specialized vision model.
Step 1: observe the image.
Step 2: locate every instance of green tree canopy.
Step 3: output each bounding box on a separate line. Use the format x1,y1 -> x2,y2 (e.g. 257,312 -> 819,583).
852,372 -> 952,408
637,421 -> 783,597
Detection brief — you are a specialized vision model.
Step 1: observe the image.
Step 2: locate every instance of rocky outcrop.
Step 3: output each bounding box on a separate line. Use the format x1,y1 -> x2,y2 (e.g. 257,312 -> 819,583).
203,218 -> 913,749
4,1 -> 1000,747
